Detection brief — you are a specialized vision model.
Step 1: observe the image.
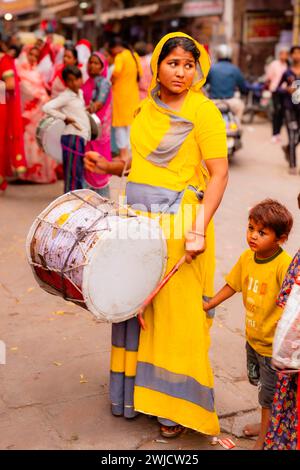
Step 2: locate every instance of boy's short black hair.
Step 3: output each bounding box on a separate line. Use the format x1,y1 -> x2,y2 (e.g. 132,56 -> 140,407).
290,45 -> 300,55
249,199 -> 293,239
62,65 -> 82,83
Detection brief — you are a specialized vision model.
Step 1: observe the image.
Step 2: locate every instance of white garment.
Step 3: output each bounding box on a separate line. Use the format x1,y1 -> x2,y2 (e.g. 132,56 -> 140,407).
266,60 -> 288,92
114,126 -> 131,149
43,88 -> 91,142
37,55 -> 53,84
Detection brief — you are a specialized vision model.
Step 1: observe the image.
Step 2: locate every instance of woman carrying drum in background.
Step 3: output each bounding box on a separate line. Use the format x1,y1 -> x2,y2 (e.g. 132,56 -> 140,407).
85,32 -> 228,438
49,46 -> 78,99
82,52 -> 112,198
17,46 -> 57,184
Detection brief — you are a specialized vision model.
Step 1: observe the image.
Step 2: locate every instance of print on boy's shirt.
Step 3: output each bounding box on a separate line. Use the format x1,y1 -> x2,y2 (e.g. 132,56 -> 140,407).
247,276 -> 268,295
245,277 -> 269,330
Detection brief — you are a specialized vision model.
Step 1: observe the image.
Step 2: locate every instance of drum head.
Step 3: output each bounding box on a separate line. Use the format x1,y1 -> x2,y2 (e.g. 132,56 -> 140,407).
40,117 -> 65,163
82,216 -> 167,322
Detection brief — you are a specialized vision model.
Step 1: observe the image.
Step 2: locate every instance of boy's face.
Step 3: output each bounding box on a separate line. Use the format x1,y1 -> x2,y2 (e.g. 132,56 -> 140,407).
66,74 -> 82,93
247,218 -> 284,258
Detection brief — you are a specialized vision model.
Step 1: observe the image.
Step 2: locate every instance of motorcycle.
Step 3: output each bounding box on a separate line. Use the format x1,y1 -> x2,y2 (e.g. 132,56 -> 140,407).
242,77 -> 273,124
214,100 -> 242,158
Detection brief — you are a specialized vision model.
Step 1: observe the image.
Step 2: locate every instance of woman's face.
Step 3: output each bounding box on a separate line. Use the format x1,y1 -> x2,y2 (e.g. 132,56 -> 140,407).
88,55 -> 103,77
63,50 -> 77,66
158,46 -> 196,95
279,50 -> 288,63
28,48 -> 39,66
103,50 -> 114,66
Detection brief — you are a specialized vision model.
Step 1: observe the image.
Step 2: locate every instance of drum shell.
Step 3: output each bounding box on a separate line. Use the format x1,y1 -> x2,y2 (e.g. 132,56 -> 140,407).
88,113 -> 101,141
26,190 -> 167,322
36,116 -> 65,163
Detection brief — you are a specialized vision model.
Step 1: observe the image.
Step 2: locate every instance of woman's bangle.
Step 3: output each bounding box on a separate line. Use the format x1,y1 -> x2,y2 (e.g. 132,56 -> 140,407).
188,230 -> 206,237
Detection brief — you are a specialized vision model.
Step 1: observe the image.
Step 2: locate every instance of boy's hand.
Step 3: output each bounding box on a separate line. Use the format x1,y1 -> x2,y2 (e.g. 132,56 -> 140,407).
65,116 -> 82,131
65,116 -> 76,125
84,151 -> 109,174
202,301 -> 211,312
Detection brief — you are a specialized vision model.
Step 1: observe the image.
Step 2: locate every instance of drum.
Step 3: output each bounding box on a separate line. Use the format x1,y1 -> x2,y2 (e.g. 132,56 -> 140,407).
26,189 -> 167,323
36,116 -> 65,163
88,113 -> 101,141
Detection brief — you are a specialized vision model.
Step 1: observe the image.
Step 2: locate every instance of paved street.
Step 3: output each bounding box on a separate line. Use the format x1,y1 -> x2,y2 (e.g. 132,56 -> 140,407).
0,121 -> 299,450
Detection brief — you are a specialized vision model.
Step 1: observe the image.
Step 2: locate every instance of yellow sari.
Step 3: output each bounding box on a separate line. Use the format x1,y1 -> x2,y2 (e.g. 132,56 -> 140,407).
110,32 -> 227,435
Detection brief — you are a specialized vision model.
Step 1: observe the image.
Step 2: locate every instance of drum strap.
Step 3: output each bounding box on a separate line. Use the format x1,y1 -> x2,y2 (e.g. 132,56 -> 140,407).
61,144 -> 85,157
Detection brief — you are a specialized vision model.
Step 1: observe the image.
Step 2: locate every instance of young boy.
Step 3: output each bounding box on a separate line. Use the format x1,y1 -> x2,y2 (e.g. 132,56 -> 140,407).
203,199 -> 293,449
43,65 -> 91,193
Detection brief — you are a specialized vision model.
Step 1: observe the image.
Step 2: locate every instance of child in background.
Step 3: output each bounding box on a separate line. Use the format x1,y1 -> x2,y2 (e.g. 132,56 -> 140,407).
43,65 -> 90,193
203,199 -> 293,449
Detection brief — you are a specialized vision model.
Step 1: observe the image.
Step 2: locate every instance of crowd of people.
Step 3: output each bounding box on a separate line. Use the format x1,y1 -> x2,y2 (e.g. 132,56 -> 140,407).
1,32 -> 300,196
0,33 -> 153,195
0,30 -> 299,451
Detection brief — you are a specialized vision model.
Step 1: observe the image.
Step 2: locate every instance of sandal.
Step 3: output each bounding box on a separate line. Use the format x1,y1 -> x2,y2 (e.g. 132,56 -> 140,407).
160,424 -> 185,438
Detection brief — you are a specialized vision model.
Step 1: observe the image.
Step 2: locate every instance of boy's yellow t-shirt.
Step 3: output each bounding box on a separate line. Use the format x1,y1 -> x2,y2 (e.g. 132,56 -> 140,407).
225,248 -> 291,357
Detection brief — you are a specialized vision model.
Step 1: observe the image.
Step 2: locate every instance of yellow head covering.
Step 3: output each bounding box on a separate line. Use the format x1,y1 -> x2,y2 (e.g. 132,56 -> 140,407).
150,32 -> 211,95
130,33 -> 211,168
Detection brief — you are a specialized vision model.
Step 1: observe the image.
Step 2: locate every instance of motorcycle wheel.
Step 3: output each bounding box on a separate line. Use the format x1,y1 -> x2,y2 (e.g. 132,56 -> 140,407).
242,109 -> 255,124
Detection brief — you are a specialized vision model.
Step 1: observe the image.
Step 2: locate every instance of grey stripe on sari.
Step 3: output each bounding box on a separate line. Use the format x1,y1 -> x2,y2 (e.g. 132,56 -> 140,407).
126,182 -> 203,214
135,362 -> 215,412
110,317 -> 140,418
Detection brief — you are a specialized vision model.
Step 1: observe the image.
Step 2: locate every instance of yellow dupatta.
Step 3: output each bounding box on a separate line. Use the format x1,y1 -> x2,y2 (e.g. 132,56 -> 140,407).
128,32 -> 215,197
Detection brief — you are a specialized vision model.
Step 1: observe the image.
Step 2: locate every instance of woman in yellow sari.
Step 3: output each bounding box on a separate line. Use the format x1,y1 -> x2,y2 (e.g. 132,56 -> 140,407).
85,32 -> 228,437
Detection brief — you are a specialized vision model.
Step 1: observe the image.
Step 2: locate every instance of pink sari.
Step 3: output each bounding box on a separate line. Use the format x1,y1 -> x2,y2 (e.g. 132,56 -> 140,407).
17,59 -> 57,184
82,52 -> 112,189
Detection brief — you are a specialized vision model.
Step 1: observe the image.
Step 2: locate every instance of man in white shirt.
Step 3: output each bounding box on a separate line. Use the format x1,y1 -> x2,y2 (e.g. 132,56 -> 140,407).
43,65 -> 91,192
265,46 -> 289,143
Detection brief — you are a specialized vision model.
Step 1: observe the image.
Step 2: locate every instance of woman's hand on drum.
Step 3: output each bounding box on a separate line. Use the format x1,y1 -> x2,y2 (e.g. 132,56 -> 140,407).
184,231 -> 206,264
87,102 -> 103,114
84,151 -> 109,174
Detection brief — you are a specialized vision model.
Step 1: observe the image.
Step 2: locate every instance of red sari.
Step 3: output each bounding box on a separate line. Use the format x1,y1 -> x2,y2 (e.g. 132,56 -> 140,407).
0,53 -> 27,192
17,60 -> 57,184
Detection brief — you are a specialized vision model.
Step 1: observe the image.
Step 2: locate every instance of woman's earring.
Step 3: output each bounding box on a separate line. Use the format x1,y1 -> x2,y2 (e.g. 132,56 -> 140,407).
157,77 -> 160,83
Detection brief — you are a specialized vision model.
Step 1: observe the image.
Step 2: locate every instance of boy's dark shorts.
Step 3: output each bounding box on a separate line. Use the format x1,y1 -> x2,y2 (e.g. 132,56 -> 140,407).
246,342 -> 277,409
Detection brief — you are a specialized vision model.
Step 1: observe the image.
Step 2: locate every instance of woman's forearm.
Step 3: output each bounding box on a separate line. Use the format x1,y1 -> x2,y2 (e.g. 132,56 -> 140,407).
106,159 -> 126,176
192,162 -> 228,235
202,171 -> 229,231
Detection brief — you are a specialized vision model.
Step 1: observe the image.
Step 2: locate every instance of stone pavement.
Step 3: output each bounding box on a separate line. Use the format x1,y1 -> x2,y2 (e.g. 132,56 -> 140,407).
0,122 -> 299,450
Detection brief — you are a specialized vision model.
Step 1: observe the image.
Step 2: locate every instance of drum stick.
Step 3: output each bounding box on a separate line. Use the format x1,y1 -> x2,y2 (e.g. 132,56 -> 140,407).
137,255 -> 186,330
